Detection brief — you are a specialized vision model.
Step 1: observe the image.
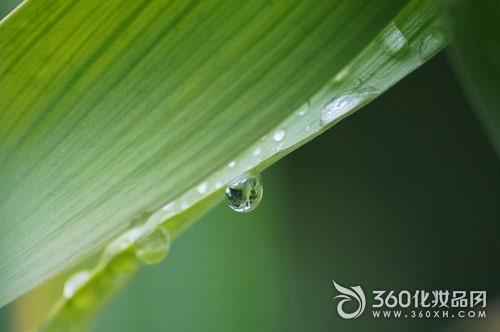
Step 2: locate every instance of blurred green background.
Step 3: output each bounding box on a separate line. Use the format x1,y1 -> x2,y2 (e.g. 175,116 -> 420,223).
1,2 -> 499,332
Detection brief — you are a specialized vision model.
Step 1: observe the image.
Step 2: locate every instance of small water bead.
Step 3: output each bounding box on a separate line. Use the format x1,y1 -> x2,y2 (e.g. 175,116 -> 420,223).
253,147 -> 262,156
228,160 -> 236,168
320,95 -> 353,125
381,22 -> 408,57
135,226 -> 171,265
273,128 -> 286,142
419,29 -> 447,61
197,182 -> 208,194
225,173 -> 263,213
297,105 -> 308,116
64,270 -> 91,298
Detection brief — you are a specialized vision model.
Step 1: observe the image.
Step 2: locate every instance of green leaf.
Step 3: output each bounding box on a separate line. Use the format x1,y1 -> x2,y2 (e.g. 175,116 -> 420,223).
444,0 -> 500,154
0,0 -> 448,311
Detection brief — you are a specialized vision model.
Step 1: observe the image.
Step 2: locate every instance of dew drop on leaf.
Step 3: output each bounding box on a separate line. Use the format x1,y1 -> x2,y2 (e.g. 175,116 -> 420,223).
273,128 -> 286,142
381,22 -> 408,57
297,105 -> 308,116
320,94 -> 353,125
135,227 -> 171,265
419,28 -> 447,61
197,182 -> 208,194
225,173 -> 263,213
63,270 -> 91,298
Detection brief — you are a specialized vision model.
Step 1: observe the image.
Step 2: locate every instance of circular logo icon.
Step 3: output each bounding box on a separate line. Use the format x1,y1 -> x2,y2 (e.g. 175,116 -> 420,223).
333,280 -> 366,319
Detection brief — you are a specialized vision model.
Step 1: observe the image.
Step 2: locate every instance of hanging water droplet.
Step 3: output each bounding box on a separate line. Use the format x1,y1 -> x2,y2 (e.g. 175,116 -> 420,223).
135,227 -> 171,265
419,28 -> 447,61
225,173 -> 263,213
273,128 -> 286,142
381,22 -> 408,57
64,270 -> 91,298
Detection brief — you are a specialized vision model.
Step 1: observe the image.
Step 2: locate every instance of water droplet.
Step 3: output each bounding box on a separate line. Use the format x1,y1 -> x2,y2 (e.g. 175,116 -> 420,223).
135,227 -> 171,265
228,160 -> 236,168
215,182 -> 223,189
225,173 -> 263,213
419,29 -> 447,61
381,22 -> 408,57
64,270 -> 91,298
197,182 -> 208,194
297,105 -> 308,116
320,95 -> 355,125
273,129 -> 286,142
253,147 -> 262,156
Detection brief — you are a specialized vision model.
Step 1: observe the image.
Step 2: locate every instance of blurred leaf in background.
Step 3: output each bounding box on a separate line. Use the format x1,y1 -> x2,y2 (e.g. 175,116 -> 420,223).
445,0 -> 500,154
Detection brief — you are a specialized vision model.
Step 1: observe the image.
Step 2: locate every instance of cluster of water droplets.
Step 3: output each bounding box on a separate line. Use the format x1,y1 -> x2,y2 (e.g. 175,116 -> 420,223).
379,22 -> 446,62
60,16 -> 448,309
